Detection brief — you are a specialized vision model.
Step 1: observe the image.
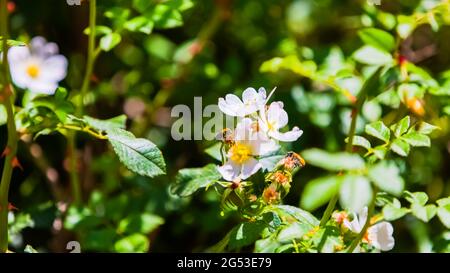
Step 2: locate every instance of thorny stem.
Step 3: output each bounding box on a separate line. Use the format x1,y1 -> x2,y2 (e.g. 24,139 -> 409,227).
0,0 -> 18,253
68,0 -> 97,205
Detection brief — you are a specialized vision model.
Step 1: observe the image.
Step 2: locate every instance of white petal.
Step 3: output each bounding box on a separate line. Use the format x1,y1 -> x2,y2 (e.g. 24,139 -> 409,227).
40,55 -> 68,82
8,46 -> 30,63
234,118 -> 252,141
218,94 -> 245,117
358,207 -> 368,228
218,98 -> 238,116
346,213 -> 362,233
225,94 -> 244,106
9,62 -> 30,89
30,36 -> 59,57
217,161 -> 240,182
257,87 -> 267,99
242,88 -> 258,104
267,102 -> 289,129
240,158 -> 261,180
369,222 -> 395,251
249,132 -> 279,155
270,127 -> 303,142
27,79 -> 58,95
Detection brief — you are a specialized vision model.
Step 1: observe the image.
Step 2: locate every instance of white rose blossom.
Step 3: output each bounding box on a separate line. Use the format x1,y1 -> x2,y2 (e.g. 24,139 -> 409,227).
217,87 -> 303,181
217,118 -> 278,181
218,87 -> 267,117
259,101 -> 303,142
8,36 -> 68,95
344,207 -> 395,252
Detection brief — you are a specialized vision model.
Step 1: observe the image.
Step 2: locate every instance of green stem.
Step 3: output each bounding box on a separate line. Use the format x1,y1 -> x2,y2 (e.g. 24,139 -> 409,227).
319,194 -> 339,227
67,132 -> 81,205
68,0 -> 97,205
319,68 -> 381,227
77,0 -> 97,116
0,0 -> 18,253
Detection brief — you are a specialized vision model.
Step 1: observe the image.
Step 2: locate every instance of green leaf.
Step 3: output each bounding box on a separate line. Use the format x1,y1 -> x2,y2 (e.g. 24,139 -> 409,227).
30,88 -> 74,122
437,205 -> 450,228
437,197 -> 450,207
117,213 -> 164,234
149,4 -> 183,29
358,28 -> 396,52
372,145 -> 388,160
272,205 -> 319,228
391,116 -> 410,138
107,129 -> 166,178
383,204 -> 409,221
339,175 -> 373,213
390,138 -> 410,157
171,164 -> 221,197
401,132 -> 430,147
353,45 -> 394,66
365,121 -> 390,143
302,148 -> 365,171
24,245 -> 39,253
368,161 -> 404,196
83,228 -> 116,251
276,222 -> 311,242
411,204 -> 437,222
83,115 -> 127,132
0,38 -> 26,51
124,16 -> 154,34
345,136 -> 371,150
404,191 -> 429,206
416,122 -> 439,135
114,233 -> 149,253
228,221 -> 266,250
0,105 -> 6,126
301,175 -> 343,211
100,32 -> 122,52
83,25 -> 112,36
204,143 -> 223,162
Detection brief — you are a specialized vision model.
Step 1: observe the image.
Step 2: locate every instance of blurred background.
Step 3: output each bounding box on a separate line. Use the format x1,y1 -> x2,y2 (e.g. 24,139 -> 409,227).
1,0 -> 449,252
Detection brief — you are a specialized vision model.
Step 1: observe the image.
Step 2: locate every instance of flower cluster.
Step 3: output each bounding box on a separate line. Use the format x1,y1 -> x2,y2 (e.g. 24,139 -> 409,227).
333,207 -> 395,252
217,87 -> 303,183
8,36 -> 68,95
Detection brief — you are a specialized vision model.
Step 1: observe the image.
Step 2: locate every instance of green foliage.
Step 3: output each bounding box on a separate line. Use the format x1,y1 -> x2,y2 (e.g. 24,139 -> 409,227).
301,149 -> 365,171
171,164 -> 222,197
107,129 -> 166,178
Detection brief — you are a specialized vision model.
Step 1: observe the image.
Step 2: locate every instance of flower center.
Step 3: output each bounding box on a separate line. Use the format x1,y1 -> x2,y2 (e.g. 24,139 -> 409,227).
229,143 -> 252,163
26,64 -> 40,78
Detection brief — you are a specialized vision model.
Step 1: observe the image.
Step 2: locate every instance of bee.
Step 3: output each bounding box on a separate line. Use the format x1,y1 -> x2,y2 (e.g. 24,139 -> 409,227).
216,128 -> 235,145
282,152 -> 306,170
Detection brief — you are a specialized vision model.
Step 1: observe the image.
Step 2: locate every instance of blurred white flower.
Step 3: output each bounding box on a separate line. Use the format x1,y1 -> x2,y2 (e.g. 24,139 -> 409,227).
218,118 -> 278,181
259,101 -> 303,142
8,36 -> 68,95
344,207 -> 395,252
218,87 -> 267,117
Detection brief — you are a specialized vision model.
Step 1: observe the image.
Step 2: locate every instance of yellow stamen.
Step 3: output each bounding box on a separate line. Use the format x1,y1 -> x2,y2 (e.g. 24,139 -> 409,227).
229,143 -> 252,163
26,65 -> 40,78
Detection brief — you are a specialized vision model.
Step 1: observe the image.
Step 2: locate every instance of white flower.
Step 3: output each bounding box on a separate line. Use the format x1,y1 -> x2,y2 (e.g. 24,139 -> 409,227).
218,118 -> 278,181
259,101 -> 303,142
218,87 -> 267,117
344,207 -> 395,252
8,36 -> 68,95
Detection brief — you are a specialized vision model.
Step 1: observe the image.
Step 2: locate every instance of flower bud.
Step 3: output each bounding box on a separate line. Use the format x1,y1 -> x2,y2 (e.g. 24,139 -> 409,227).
262,185 -> 280,204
